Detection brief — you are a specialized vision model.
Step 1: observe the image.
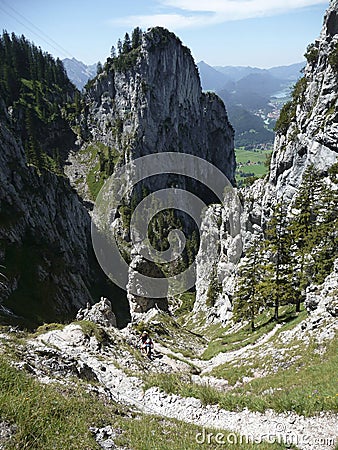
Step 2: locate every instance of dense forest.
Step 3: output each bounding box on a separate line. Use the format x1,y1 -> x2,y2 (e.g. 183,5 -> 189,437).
0,31 -> 79,173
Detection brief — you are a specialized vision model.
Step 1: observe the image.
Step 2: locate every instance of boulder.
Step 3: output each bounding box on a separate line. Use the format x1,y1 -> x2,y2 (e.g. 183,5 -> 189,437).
305,259 -> 338,317
76,297 -> 117,327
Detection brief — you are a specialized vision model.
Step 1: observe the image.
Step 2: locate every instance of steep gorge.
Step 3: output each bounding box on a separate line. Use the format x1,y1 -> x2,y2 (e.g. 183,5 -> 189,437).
66,27 -> 236,318
0,5 -> 337,449
0,27 -> 236,327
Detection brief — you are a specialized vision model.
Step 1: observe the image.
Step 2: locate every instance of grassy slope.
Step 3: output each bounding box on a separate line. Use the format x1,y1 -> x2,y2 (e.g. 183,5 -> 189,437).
145,335 -> 337,417
0,354 -> 285,450
144,305 -> 338,417
0,304 -> 336,448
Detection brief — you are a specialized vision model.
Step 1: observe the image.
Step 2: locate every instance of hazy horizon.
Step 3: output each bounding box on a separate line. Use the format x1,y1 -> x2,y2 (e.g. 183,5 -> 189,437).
0,0 -> 329,68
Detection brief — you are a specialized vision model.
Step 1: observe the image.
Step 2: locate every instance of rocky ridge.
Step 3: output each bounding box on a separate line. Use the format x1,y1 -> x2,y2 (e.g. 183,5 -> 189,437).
66,27 -> 236,317
267,0 -> 337,202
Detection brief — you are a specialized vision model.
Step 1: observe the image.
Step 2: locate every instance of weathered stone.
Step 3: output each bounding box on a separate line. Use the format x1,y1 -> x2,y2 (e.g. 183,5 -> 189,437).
194,189 -> 243,325
67,28 -> 235,319
305,259 -> 338,318
76,297 -> 117,328
0,421 -> 17,449
196,0 -> 338,325
127,253 -> 168,320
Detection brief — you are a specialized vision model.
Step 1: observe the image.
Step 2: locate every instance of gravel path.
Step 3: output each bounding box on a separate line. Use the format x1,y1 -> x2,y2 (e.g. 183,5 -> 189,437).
26,325 -> 337,450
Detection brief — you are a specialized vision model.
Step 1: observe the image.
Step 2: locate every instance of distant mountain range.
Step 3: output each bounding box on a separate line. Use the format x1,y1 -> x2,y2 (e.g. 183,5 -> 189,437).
199,61 -> 304,91
197,61 -> 304,148
62,57 -> 304,149
62,58 -> 97,90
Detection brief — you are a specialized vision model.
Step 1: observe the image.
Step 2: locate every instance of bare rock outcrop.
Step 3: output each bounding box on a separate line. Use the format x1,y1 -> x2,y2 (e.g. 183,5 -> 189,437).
305,259 -> 338,318
194,189 -> 243,324
267,0 -> 338,202
76,297 -> 117,328
195,1 -> 338,324
74,28 -> 236,317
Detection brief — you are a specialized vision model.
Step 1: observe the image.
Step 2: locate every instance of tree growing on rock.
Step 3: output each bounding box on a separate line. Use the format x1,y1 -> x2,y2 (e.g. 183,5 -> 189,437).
287,165 -> 326,311
262,201 -> 293,319
131,27 -> 143,49
122,33 -> 131,53
233,238 -> 266,331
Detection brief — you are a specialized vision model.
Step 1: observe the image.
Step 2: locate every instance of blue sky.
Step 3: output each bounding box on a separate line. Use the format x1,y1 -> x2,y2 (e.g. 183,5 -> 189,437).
0,0 -> 330,68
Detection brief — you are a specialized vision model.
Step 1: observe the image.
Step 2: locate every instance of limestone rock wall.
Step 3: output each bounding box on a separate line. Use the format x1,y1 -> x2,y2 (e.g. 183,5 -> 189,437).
194,1 -> 338,325
0,110 -> 94,326
268,0 -> 338,202
83,28 -> 235,188
71,28 -> 236,318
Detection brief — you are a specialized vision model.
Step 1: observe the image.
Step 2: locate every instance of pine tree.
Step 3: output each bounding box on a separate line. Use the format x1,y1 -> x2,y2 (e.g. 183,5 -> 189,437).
96,61 -> 103,75
0,31 -> 76,174
110,45 -> 116,58
263,201 -> 293,319
309,163 -> 338,284
206,266 -> 221,308
122,33 -> 131,53
233,239 -> 266,331
117,39 -> 122,56
131,27 -> 142,49
288,165 -> 325,310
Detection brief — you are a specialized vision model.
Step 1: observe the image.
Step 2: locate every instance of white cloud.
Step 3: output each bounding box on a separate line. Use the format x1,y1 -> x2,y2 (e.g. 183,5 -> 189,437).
110,13 -> 213,30
161,0 -> 328,16
110,0 -> 329,30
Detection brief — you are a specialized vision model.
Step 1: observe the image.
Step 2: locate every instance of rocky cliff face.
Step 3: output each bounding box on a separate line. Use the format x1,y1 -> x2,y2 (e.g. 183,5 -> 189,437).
0,106 -> 128,328
67,27 -> 235,318
82,28 -> 235,186
268,0 -> 337,202
193,190 -> 243,324
0,108 -> 88,325
194,1 -> 338,323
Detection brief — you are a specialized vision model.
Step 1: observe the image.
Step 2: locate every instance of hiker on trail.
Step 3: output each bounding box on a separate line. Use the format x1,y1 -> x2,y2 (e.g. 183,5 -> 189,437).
139,331 -> 154,358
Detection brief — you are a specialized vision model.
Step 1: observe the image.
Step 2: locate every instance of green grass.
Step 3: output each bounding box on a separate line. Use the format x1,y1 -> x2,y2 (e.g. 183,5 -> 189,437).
86,160 -> 107,200
235,148 -> 271,165
175,292 -> 196,316
114,414 -> 288,450
135,312 -> 206,358
145,335 -> 338,417
81,142 -> 121,201
75,320 -> 109,345
0,355 -> 118,449
201,306 -> 307,360
235,148 -> 271,184
230,339 -> 338,416
0,355 -> 286,450
32,323 -> 65,336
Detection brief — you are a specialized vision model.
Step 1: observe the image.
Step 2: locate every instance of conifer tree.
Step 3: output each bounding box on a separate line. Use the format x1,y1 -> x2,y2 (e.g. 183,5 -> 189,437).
96,61 -> 103,75
288,165 -> 325,310
263,201 -> 292,319
110,45 -> 116,58
122,33 -> 131,53
308,163 -> 338,284
233,238 -> 266,331
131,27 -> 143,49
117,39 -> 122,55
